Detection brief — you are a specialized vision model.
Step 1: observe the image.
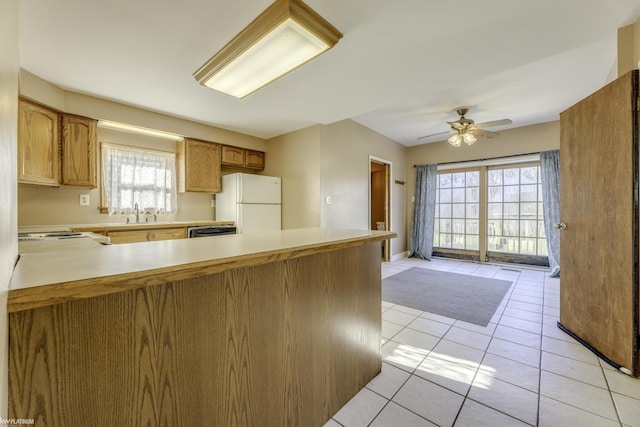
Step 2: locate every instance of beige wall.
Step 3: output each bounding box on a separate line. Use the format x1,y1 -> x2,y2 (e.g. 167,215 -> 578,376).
617,18 -> 640,77
0,0 -> 19,417
405,120 -> 560,249
263,125 -> 321,229
266,119 -> 409,258
17,71 -> 269,226
320,120 -> 408,257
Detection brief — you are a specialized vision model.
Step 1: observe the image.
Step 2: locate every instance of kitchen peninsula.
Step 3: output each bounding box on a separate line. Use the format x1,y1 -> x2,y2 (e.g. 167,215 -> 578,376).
9,228 -> 395,426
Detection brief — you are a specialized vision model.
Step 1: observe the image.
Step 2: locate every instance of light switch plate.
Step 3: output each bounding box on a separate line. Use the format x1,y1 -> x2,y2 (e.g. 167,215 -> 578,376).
80,194 -> 90,206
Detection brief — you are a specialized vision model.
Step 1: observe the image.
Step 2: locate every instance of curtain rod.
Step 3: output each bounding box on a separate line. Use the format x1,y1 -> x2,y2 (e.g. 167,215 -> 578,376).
413,151 -> 542,168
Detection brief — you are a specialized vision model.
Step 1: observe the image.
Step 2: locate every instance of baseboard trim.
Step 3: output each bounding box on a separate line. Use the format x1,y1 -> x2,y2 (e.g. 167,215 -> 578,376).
390,251 -> 408,262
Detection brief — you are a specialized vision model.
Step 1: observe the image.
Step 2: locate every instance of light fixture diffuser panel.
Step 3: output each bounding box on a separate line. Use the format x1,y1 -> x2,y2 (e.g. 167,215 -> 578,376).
204,19 -> 329,98
194,0 -> 342,98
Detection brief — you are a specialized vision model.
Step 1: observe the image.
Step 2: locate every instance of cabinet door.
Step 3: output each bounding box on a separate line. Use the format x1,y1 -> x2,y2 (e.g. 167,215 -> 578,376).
61,114 -> 97,187
221,145 -> 245,166
244,150 -> 265,170
107,228 -> 187,244
106,230 -> 149,244
178,138 -> 221,193
148,228 -> 186,241
18,100 -> 60,186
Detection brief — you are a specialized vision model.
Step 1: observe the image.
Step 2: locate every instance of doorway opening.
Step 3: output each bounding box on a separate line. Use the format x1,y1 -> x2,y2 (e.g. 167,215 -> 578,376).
370,157 -> 391,261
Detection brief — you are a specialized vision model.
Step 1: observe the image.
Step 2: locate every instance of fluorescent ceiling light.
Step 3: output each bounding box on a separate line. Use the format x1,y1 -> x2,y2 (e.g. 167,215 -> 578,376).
98,120 -> 184,141
194,0 -> 342,98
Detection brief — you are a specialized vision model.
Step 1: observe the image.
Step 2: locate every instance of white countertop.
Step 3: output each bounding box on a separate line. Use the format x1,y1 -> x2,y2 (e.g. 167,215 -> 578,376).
9,228 -> 396,312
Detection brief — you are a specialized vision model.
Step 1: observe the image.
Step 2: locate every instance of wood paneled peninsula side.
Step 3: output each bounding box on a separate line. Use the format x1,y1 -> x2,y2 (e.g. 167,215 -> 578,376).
9,228 -> 395,426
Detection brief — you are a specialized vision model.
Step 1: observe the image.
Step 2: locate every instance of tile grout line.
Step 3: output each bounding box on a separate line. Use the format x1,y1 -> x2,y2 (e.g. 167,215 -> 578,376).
353,260 -> 434,426
369,259 -> 457,426
451,267 -> 538,427
432,261 -> 542,425
409,262 -> 538,425
536,274 -> 547,427
599,362 -> 625,426
376,259 -> 549,426
537,275 -> 627,426
379,259 -> 638,427
378,259 -> 479,425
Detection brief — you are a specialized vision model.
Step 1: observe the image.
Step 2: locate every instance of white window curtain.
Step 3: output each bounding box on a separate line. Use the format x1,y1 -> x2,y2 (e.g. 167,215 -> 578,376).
102,143 -> 177,215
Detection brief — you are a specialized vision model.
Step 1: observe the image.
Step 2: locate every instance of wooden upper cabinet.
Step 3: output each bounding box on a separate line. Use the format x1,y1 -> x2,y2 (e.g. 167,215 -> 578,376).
221,145 -> 244,166
177,138 -> 221,193
245,149 -> 265,170
221,145 -> 265,170
61,114 -> 97,187
18,100 -> 60,186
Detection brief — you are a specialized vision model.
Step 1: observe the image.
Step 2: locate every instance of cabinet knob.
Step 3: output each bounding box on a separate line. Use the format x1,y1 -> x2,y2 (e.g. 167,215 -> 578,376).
553,222 -> 567,230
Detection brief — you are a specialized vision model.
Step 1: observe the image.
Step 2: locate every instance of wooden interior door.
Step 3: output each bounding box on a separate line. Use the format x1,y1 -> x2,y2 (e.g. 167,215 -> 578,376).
370,160 -> 391,262
559,70 -> 638,375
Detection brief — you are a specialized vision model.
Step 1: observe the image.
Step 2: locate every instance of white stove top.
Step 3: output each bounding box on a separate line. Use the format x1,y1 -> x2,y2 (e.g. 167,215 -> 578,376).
18,232 -> 110,244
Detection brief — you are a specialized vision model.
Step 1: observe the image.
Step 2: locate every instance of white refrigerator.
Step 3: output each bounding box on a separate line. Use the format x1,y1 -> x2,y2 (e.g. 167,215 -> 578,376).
216,173 -> 281,233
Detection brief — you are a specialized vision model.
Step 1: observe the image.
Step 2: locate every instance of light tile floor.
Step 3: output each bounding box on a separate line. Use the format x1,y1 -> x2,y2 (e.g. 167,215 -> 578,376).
326,257 -> 640,427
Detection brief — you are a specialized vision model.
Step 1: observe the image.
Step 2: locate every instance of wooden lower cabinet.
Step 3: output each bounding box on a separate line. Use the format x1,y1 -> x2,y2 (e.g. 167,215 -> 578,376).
9,242 -> 382,426
147,228 -> 187,241
107,227 -> 186,244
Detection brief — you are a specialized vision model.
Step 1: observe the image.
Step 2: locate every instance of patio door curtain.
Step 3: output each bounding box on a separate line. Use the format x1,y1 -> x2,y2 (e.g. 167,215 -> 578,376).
410,164 -> 438,259
540,150 -> 561,277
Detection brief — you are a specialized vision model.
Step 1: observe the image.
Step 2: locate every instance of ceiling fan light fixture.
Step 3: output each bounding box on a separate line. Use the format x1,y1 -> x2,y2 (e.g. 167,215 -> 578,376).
193,0 -> 342,98
462,133 -> 477,145
448,133 -> 462,147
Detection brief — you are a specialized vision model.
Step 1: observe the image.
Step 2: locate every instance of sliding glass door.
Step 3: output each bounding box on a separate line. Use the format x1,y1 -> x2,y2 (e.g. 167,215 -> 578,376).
433,169 -> 480,259
433,162 -> 549,266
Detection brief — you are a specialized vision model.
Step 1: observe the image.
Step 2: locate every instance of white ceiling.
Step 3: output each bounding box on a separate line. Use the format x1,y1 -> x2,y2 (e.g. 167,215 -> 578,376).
18,0 -> 640,146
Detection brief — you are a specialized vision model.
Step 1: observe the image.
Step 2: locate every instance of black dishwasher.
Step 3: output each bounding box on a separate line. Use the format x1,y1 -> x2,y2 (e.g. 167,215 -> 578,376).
187,225 -> 237,238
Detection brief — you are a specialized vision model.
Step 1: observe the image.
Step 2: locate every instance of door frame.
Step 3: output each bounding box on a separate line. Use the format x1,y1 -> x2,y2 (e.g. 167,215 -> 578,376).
369,156 -> 392,262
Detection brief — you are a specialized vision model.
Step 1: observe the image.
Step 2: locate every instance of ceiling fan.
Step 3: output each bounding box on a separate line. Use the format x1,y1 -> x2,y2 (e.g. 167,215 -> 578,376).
418,107 -> 512,147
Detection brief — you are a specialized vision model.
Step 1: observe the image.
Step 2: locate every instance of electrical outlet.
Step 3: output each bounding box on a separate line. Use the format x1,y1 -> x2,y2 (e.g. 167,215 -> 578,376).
326,196 -> 332,205
79,194 -> 90,206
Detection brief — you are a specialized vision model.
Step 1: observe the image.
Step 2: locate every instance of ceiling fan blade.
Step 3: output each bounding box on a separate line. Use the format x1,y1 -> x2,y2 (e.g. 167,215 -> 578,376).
469,129 -> 500,138
474,119 -> 512,129
420,110 -> 510,141
417,130 -> 454,140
